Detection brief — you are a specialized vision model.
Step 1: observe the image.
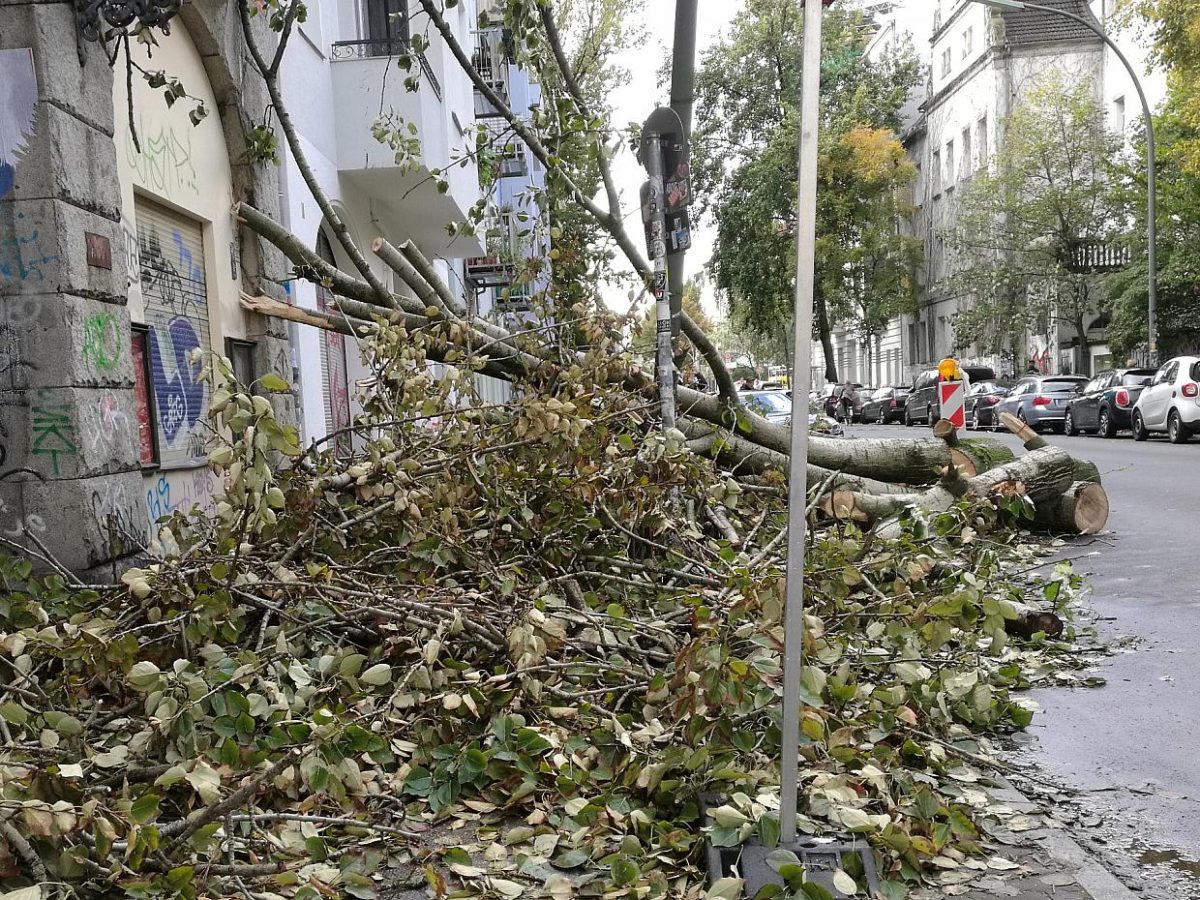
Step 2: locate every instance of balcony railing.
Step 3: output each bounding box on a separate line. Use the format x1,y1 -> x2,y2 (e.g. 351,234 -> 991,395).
331,39 -> 442,100
1064,239 -> 1131,274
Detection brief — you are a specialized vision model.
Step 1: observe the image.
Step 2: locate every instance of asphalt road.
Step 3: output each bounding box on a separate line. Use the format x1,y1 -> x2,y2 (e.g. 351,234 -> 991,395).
852,421 -> 1200,895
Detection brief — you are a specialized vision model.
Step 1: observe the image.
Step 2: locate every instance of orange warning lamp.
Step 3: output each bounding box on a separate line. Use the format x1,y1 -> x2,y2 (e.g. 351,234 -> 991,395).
938,358 -> 960,381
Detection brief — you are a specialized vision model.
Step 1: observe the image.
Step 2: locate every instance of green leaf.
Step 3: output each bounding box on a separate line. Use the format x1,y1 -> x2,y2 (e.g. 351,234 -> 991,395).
610,856 -> 640,886
360,663 -> 392,686
129,793 -> 160,825
259,373 -> 290,392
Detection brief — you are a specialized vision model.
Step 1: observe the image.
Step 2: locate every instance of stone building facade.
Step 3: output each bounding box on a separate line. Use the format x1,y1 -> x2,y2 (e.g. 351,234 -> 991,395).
0,1 -> 294,573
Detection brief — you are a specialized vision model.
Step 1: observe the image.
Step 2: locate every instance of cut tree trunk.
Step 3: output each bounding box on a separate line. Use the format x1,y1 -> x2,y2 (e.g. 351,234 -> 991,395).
1032,481 -> 1110,535
999,412 -> 1101,484
827,446 -> 1077,530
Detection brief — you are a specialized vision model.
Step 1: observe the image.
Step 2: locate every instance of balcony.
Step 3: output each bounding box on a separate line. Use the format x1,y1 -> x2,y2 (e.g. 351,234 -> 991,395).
330,38 -> 482,254
473,27 -> 511,119
1064,239 -> 1131,274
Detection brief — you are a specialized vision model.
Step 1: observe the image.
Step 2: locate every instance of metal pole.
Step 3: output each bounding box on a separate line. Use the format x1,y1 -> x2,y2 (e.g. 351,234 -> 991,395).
781,0 -> 822,846
668,0 -> 698,339
644,133 -> 678,429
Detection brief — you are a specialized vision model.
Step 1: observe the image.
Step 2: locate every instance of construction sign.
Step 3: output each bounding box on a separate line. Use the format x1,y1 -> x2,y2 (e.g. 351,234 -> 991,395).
938,358 -> 966,429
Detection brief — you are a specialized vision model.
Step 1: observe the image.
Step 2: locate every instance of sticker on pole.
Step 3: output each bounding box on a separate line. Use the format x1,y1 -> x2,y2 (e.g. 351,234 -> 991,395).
939,380 -> 966,428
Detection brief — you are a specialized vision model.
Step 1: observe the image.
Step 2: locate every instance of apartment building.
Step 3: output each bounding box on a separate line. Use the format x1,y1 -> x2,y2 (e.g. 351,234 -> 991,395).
276,0 -> 485,445
819,0 -> 1167,388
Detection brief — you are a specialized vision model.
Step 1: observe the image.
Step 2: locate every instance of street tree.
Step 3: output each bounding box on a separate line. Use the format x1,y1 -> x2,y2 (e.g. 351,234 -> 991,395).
947,76 -> 1125,374
1123,0 -> 1200,173
630,277 -> 712,360
693,1 -> 923,382
1105,96 -> 1200,358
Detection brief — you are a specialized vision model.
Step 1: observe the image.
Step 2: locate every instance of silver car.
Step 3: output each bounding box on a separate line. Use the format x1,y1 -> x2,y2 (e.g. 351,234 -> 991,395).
1132,356 -> 1200,443
993,375 -> 1088,433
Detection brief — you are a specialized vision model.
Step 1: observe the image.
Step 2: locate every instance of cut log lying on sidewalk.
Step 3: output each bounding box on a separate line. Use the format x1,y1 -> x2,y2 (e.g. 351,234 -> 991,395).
1032,480 -> 1110,535
826,445 -> 1108,536
999,412 -> 1101,484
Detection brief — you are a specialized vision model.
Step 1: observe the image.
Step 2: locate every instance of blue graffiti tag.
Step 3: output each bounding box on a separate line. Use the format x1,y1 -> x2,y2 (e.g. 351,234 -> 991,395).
148,316 -> 206,445
0,163 -> 13,199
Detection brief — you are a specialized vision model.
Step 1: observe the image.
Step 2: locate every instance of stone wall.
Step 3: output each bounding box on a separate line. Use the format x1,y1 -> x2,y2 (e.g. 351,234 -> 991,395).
0,0 -> 295,574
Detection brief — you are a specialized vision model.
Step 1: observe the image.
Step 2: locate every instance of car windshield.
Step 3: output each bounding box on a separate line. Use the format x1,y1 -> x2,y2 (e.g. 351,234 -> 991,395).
1043,378 -> 1086,392
745,393 -> 790,414
873,388 -> 892,400
974,381 -> 1000,394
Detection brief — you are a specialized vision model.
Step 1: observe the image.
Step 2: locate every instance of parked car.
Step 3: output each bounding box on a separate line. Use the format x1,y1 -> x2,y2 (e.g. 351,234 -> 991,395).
1064,368 -> 1157,438
965,381 -> 1009,430
994,374 -> 1088,432
904,365 -> 997,426
1132,356 -> 1200,443
741,390 -> 792,425
860,386 -> 909,424
741,391 -> 844,434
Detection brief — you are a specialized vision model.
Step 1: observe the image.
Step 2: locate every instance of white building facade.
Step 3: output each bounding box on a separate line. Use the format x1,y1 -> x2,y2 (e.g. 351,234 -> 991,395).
277,0 -> 485,447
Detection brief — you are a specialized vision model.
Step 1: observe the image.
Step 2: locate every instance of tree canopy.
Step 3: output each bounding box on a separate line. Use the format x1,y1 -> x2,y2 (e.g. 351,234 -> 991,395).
694,1 -> 923,382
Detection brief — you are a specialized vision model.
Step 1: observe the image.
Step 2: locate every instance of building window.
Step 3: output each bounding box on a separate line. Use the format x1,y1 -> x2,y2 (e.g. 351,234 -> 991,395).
131,326 -> 158,467
225,338 -> 257,390
932,150 -> 941,195
941,47 -> 952,78
1112,96 -> 1126,133
976,116 -> 988,170
962,26 -> 973,58
961,127 -> 972,176
945,139 -> 956,185
364,0 -> 409,52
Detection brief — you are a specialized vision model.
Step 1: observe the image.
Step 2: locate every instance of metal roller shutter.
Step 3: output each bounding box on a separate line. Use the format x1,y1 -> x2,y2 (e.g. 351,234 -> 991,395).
135,197 -> 213,468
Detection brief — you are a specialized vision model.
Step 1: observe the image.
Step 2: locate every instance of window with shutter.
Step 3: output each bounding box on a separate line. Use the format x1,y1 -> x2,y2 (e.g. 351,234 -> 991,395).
135,197 -> 213,468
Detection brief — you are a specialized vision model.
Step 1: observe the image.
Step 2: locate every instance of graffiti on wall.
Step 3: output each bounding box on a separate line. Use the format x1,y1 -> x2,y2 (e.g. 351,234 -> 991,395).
0,213 -> 59,282
0,49 -> 37,199
30,393 -> 76,476
88,479 -> 149,565
82,314 -> 122,372
126,118 -> 198,198
87,392 -> 131,456
144,468 -> 216,528
137,218 -> 210,460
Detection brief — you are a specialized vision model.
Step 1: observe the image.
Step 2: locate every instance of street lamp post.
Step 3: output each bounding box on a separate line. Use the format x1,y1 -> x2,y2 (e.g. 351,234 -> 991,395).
971,0 -> 1159,361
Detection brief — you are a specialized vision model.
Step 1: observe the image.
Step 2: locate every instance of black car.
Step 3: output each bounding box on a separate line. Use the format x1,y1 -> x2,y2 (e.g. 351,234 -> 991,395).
1064,368 -> 1157,437
965,381 -> 1009,430
860,386 -> 909,424
904,365 -> 997,426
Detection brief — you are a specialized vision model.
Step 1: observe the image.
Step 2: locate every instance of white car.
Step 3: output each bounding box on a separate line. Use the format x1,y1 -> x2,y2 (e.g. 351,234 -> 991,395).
1132,356 -> 1200,443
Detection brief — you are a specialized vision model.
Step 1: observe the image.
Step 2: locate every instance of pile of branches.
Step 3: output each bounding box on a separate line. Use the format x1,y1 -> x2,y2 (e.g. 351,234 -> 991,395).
0,320 -> 1103,900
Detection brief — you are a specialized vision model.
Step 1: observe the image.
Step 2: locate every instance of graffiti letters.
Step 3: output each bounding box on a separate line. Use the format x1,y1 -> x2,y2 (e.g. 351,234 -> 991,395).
89,480 -> 148,563
30,397 -> 76,475
87,393 -> 131,454
126,118 -> 198,198
82,314 -> 122,371
144,468 -> 216,530
148,316 -> 205,446
0,215 -> 59,282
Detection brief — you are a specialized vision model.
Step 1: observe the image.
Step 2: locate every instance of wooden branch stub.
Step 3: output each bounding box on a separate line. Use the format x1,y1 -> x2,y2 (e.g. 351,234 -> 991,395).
932,419 -> 960,447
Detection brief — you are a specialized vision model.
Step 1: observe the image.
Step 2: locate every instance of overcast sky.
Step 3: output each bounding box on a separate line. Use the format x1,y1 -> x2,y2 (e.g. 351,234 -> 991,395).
601,3 -> 744,318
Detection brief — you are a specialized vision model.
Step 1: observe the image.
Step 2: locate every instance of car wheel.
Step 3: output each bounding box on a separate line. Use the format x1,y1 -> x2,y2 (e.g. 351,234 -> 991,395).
967,403 -> 978,430
877,409 -> 886,425
1017,408 -> 1036,432
1132,410 -> 1148,442
1168,410 -> 1191,444
1098,407 -> 1115,439
1064,410 -> 1078,437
